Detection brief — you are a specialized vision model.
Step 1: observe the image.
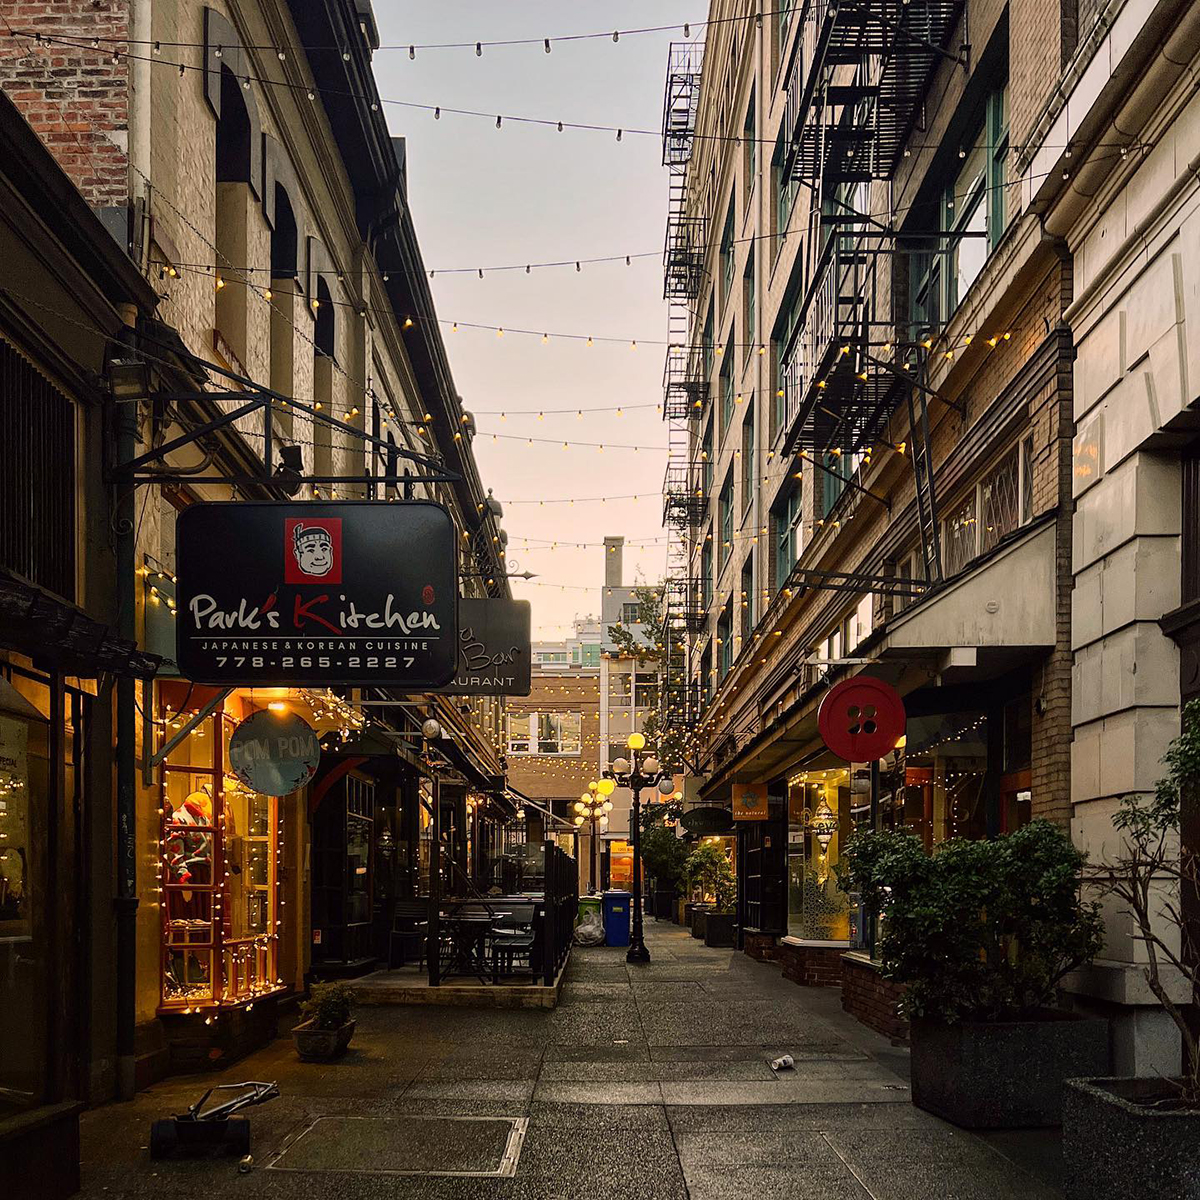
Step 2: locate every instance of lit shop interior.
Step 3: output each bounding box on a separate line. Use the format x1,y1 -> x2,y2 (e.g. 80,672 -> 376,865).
785,694 -> 1032,942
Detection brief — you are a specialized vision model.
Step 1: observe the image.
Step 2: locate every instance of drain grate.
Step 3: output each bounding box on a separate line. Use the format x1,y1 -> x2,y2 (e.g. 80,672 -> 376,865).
268,1115 -> 527,1177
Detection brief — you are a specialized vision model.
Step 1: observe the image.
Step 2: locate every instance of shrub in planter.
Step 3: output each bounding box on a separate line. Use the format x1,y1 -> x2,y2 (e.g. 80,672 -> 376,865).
841,820 -> 1106,1127
293,982 -> 356,1061
1063,700 -> 1200,1198
642,826 -> 688,923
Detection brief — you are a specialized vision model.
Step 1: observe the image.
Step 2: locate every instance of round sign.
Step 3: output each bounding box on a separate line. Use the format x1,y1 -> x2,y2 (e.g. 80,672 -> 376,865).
228,709 -> 321,796
817,676 -> 906,764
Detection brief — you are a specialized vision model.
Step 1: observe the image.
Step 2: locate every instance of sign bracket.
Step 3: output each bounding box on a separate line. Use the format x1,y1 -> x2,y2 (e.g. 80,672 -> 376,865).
144,687 -> 233,775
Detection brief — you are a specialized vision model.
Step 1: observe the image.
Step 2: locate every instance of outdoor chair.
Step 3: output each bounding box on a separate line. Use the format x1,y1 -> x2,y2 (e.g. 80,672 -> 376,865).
489,900 -> 538,982
387,900 -> 430,969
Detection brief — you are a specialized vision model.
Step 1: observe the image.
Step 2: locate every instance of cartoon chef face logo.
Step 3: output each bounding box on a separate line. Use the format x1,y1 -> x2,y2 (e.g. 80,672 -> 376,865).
284,518 -> 342,584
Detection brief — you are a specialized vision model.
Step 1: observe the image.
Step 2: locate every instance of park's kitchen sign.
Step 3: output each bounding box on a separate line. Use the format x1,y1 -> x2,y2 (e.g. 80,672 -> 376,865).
437,598 -> 532,696
176,501 -> 457,687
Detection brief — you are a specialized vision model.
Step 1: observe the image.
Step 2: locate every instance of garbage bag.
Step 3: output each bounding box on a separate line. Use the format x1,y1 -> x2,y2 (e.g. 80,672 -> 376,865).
574,909 -> 605,946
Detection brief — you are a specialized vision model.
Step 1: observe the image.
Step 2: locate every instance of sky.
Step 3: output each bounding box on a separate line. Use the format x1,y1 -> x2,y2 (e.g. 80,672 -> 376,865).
373,2 -> 705,637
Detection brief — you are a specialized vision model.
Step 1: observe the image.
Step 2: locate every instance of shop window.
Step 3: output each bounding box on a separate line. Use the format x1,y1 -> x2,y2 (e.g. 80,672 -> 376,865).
158,702 -> 282,1011
787,773 -> 851,940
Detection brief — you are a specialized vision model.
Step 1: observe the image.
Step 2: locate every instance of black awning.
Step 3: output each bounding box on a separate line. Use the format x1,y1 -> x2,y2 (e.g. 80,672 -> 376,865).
0,568 -> 159,678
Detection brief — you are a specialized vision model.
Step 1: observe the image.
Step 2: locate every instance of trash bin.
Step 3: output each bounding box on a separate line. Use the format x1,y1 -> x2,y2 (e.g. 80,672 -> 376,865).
602,890 -> 631,948
577,896 -> 602,926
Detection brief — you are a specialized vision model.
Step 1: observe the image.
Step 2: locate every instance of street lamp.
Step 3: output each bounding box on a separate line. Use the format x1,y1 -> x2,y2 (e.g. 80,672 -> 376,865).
573,780 -> 613,894
607,732 -> 667,964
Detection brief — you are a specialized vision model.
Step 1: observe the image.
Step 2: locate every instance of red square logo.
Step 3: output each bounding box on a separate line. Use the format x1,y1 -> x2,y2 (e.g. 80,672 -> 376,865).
285,517 -> 342,584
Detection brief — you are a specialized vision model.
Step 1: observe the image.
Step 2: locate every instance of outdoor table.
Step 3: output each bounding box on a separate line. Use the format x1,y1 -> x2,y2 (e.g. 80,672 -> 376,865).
439,911 -> 511,982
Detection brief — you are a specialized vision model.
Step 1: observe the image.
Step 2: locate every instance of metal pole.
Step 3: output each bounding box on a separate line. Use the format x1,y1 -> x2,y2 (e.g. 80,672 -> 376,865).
627,770 -> 650,963
589,817 -> 597,895
427,767 -> 441,986
868,758 -> 881,956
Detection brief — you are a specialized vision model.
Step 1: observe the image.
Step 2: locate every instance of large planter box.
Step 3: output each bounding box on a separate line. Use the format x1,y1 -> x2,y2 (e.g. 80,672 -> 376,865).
292,1018 -> 355,1062
653,889 -> 676,921
703,911 -> 735,947
690,906 -> 712,940
674,899 -> 685,925
911,1012 -> 1109,1128
1063,1077 -> 1200,1200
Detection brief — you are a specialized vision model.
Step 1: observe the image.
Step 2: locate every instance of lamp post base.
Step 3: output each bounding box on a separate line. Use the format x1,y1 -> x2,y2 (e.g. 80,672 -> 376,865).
625,943 -> 651,964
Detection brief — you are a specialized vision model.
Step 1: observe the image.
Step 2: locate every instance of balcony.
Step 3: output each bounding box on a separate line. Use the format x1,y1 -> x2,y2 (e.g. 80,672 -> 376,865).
661,41 -> 704,168
781,238 -> 902,454
662,462 -> 707,531
663,214 -> 707,302
662,342 -> 708,419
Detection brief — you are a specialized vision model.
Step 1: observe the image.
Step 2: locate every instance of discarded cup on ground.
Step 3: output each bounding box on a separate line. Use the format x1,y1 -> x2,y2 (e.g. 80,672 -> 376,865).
238,1155 -> 254,1174
770,1054 -> 795,1072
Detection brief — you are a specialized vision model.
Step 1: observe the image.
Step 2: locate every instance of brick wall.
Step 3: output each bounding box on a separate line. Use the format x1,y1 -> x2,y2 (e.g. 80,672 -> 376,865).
743,931 -> 778,962
1009,0 -> 1071,148
841,953 -> 908,1041
0,0 -> 130,206
778,941 -> 844,987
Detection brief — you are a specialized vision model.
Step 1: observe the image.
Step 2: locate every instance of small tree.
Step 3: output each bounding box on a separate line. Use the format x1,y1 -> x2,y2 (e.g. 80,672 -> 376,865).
1095,698 -> 1200,1104
840,820 -> 1103,1025
684,842 -> 736,911
641,826 -> 689,895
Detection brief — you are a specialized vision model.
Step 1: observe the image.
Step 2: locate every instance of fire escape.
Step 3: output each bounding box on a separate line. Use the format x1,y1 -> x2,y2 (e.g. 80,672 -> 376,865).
660,39 -> 706,736
779,0 -> 964,584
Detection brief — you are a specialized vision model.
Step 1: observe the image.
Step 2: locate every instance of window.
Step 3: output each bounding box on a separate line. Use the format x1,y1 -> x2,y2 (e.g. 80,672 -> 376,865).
912,81 -> 1009,330
720,202 -> 735,308
700,641 -> 714,704
740,556 -> 754,643
719,473 -> 734,573
701,419 -> 714,495
772,131 -> 798,244
744,91 -> 756,197
620,602 -> 641,625
845,594 -> 873,652
979,446 -> 1020,555
721,356 -> 735,434
741,397 -> 755,513
701,539 -> 714,610
702,301 -> 715,378
609,672 -> 632,703
1020,434 -> 1034,523
634,673 -> 660,709
718,609 -> 733,678
510,712 -> 582,756
776,483 -> 804,586
772,267 -> 805,438
943,493 -> 978,577
744,250 -> 756,356
820,453 -> 849,518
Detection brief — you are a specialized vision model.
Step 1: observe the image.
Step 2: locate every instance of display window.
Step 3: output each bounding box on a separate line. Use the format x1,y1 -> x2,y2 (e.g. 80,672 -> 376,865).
787,769 -> 852,940
157,695 -> 284,1012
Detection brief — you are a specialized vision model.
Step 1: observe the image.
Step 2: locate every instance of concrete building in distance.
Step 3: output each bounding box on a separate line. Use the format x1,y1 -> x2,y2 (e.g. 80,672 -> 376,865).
660,0 -> 1200,1072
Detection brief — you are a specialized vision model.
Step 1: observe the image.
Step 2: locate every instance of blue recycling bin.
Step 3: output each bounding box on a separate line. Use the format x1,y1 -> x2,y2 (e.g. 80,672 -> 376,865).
602,890 -> 631,947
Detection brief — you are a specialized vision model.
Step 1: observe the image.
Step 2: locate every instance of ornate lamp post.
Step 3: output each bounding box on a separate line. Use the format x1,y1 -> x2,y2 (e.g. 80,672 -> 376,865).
573,779 -> 614,893
609,733 -> 669,964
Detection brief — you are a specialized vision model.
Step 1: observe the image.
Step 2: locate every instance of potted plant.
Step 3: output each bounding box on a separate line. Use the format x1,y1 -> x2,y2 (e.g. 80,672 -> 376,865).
1063,700 -> 1200,1199
841,819 -> 1107,1128
642,825 -> 688,924
684,842 -> 737,947
292,981 -> 356,1061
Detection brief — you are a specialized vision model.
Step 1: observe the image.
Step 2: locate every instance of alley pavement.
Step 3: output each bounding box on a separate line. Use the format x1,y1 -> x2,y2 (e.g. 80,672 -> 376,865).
78,924 -> 1062,1199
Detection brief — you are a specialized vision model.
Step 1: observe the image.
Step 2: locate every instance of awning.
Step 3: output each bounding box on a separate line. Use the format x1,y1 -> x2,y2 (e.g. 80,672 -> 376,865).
0,568 -> 159,678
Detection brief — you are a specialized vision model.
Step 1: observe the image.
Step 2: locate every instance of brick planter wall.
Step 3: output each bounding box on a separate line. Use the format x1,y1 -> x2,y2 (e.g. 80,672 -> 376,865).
742,931 -> 779,962
778,940 -> 846,987
841,953 -> 908,1041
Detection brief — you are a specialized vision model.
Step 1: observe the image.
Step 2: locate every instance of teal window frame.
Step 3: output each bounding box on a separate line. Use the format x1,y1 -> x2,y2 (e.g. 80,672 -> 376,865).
740,555 -> 754,643
820,453 -> 848,518
744,249 -> 756,356
720,357 -> 735,434
718,610 -> 733,678
718,473 -> 734,573
775,483 -> 803,587
744,89 -> 756,190
720,202 -> 735,308
741,396 -> 755,513
701,540 -> 713,610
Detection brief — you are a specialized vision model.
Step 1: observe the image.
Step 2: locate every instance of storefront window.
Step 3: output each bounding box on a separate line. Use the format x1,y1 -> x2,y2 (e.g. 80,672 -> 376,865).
787,771 -> 851,940
159,702 -> 282,1011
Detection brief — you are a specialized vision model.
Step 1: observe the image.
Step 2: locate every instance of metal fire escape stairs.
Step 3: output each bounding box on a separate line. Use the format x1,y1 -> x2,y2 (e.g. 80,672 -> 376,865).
660,40 -> 706,741
779,0 -> 965,591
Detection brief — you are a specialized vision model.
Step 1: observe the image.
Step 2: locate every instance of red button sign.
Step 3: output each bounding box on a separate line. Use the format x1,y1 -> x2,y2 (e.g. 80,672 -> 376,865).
817,676 -> 906,763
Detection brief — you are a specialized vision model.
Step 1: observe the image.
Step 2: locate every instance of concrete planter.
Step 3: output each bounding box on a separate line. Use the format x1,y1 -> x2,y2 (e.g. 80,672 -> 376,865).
1063,1077 -> 1200,1200
292,1018 -> 355,1062
911,1011 -> 1109,1128
703,911 -> 735,947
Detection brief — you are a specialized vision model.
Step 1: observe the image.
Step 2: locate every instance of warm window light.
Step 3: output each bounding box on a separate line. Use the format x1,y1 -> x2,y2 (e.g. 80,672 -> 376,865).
268,701 -> 287,713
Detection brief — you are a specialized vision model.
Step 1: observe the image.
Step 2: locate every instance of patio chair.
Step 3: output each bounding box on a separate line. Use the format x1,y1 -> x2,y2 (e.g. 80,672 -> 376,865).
387,900 -> 430,969
490,900 -> 538,982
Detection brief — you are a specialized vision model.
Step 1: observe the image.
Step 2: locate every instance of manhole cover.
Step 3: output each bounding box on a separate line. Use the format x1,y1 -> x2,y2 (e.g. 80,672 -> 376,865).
268,1116 -> 527,1177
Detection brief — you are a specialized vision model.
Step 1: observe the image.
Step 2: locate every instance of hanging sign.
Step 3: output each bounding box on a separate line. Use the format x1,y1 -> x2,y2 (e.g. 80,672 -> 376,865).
680,805 -> 735,836
731,782 -> 769,821
817,676 -> 906,763
437,598 -> 532,695
228,709 -> 321,796
176,501 -> 457,686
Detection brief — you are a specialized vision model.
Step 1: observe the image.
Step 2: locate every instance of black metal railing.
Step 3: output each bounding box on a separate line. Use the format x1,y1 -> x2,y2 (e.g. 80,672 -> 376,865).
541,841 -> 578,985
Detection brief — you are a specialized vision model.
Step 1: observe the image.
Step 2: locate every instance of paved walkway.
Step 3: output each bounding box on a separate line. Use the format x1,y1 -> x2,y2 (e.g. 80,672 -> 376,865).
78,924 -> 1062,1198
